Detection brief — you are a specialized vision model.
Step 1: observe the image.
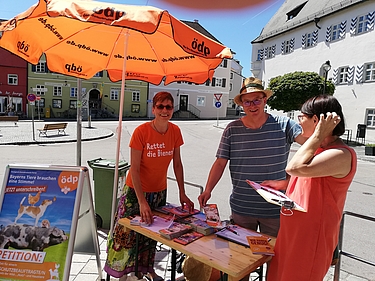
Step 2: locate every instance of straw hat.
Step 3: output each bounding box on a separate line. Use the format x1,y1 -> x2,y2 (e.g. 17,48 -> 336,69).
182,256 -> 212,281
234,77 -> 273,105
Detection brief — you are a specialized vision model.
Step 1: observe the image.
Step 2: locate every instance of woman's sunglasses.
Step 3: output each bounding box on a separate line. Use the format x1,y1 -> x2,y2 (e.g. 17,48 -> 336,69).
155,104 -> 173,110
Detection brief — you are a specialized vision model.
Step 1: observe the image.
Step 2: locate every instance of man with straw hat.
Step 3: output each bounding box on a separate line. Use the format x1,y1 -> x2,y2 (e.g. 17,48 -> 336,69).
199,77 -> 306,276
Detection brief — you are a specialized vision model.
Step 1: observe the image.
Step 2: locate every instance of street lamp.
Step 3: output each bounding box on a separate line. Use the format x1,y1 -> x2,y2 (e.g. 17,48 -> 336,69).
322,60 -> 331,94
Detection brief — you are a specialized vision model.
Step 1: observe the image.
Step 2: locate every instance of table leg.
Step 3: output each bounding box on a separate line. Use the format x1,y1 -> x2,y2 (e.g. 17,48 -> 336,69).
135,232 -> 140,277
171,249 -> 177,281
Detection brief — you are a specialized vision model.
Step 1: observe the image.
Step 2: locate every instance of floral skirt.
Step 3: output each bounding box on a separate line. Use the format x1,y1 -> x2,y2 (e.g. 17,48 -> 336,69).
104,185 -> 166,278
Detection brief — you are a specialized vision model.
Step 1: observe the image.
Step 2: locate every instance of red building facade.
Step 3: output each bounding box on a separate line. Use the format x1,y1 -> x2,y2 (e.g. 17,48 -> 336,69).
0,48 -> 28,116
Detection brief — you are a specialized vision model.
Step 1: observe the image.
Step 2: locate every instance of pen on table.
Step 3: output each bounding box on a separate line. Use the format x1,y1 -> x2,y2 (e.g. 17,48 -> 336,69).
225,226 -> 239,235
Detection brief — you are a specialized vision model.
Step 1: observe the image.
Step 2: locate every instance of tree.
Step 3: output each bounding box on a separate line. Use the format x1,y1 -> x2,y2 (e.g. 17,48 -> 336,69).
267,71 -> 335,112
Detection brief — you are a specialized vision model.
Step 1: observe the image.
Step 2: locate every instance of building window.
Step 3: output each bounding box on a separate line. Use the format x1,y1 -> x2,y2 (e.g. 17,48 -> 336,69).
131,104 -> 140,113
110,88 -> 120,100
36,98 -> 45,108
53,86 -> 62,96
230,83 -> 233,91
364,62 -> 375,82
8,74 -> 18,85
339,67 -> 349,84
284,40 -> 292,53
70,100 -> 77,109
197,96 -> 205,107
34,62 -> 47,73
35,85 -> 46,96
212,78 -> 226,87
132,91 -> 140,102
366,109 -> 375,128
230,72 -> 234,79
52,99 -> 62,108
306,33 -> 313,47
221,59 -> 228,68
265,45 -> 275,58
330,24 -> 340,41
205,80 -> 210,86
93,71 -> 103,77
356,14 -> 369,34
70,87 -> 77,97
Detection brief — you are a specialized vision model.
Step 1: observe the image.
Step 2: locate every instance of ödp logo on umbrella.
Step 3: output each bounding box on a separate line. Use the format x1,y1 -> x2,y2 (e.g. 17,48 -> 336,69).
191,38 -> 210,56
65,63 -> 85,75
93,7 -> 126,21
17,41 -> 30,54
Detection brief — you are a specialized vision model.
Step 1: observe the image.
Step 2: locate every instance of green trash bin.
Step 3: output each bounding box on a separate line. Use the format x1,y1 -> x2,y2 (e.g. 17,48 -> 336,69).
88,158 -> 130,229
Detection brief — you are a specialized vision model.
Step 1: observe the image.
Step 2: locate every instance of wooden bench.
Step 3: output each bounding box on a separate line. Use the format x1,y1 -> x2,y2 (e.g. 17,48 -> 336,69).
38,123 -> 68,137
0,115 -> 18,126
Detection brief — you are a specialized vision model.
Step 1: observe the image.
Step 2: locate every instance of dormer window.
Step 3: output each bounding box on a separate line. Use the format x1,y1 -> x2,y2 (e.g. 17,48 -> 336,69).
286,2 -> 307,20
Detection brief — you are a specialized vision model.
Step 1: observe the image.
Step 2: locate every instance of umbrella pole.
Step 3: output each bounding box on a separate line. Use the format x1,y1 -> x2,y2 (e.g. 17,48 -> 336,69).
109,31 -> 130,239
76,78 -> 82,166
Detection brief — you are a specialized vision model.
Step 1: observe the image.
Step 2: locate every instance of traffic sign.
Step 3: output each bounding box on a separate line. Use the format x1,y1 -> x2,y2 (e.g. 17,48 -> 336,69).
214,94 -> 222,101
215,101 -> 222,108
27,93 -> 36,102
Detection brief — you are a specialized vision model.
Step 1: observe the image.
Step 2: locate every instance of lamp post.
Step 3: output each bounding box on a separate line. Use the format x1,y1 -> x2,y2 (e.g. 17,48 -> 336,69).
322,60 -> 331,94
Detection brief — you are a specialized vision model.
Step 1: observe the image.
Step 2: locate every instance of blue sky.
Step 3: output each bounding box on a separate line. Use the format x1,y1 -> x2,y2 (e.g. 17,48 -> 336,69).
0,0 -> 283,78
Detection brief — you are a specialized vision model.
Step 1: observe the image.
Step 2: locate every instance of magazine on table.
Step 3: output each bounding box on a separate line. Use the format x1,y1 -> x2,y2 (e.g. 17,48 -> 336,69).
173,231 -> 204,245
246,180 -> 306,212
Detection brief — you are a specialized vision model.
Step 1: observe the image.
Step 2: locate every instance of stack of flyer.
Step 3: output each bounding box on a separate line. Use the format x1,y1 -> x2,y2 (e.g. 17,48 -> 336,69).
203,203 -> 221,227
156,203 -> 200,218
178,215 -> 216,235
173,231 -> 204,245
159,222 -> 192,239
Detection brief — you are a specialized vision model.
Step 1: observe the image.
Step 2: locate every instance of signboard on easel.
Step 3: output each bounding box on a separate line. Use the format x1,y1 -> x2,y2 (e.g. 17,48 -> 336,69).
0,164 -> 103,281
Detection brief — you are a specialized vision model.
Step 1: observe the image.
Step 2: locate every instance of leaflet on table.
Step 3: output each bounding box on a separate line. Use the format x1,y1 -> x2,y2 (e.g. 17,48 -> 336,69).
246,180 -> 306,212
130,215 -> 175,233
216,224 -> 263,247
246,235 -> 275,256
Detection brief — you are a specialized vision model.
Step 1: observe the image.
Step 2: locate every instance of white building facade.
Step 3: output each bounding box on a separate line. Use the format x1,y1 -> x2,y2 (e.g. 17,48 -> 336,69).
251,0 -> 375,143
149,58 -> 234,119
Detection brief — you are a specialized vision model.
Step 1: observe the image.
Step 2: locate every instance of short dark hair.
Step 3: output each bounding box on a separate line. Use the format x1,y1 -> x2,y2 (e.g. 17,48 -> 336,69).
300,95 -> 345,136
153,91 -> 174,107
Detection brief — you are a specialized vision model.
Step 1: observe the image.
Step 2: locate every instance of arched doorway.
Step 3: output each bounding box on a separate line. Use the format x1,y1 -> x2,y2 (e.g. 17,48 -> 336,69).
89,89 -> 101,110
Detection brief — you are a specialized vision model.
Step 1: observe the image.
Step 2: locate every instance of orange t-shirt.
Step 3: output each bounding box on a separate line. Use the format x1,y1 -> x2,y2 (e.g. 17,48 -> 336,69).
125,121 -> 183,192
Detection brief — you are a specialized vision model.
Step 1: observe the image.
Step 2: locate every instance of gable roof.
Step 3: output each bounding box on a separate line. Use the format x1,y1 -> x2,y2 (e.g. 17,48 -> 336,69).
252,0 -> 366,43
182,20 -> 223,44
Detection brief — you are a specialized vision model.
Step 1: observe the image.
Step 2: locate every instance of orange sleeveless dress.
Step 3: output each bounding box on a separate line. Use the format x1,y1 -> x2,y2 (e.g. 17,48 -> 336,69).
267,145 -> 357,281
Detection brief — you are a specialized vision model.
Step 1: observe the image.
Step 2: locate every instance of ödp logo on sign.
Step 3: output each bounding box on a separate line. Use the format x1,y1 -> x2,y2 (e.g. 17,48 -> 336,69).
65,63 -> 83,73
17,41 -> 30,53
93,7 -> 126,21
191,38 -> 210,56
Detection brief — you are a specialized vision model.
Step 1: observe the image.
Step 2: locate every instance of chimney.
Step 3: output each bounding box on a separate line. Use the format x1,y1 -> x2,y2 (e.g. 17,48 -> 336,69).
194,19 -> 199,23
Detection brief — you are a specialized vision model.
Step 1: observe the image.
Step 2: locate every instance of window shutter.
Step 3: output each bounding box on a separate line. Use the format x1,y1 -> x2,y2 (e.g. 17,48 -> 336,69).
222,78 -> 226,88
211,77 -> 216,87
32,65 -> 36,72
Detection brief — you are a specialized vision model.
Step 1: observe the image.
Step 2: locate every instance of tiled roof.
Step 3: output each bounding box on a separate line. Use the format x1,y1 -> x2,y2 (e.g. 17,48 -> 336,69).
252,0 -> 365,43
182,20 -> 223,44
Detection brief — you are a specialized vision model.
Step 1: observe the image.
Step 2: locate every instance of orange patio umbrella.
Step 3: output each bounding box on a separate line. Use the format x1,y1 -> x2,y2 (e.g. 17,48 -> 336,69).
0,0 -> 232,85
0,0 -> 232,249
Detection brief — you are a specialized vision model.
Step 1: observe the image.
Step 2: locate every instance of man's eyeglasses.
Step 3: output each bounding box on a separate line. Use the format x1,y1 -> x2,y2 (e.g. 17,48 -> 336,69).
155,104 -> 173,110
242,98 -> 263,107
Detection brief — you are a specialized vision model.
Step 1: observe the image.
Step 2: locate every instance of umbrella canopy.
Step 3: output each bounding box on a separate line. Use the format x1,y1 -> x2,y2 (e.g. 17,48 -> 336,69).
0,0 -> 232,85
0,0 -> 233,244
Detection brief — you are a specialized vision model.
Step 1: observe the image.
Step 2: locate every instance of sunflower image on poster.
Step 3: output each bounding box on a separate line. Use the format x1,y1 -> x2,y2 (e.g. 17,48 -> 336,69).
0,168 -> 80,281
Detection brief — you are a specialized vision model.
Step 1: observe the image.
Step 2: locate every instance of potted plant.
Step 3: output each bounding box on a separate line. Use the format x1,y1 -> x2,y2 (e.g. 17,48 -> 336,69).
365,143 -> 375,156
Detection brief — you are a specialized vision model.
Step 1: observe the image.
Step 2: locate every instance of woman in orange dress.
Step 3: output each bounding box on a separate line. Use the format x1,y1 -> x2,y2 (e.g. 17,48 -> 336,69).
266,95 -> 357,281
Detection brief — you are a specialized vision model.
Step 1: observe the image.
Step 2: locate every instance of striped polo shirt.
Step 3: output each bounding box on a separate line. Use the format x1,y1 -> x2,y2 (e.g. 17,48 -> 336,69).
216,115 -> 302,218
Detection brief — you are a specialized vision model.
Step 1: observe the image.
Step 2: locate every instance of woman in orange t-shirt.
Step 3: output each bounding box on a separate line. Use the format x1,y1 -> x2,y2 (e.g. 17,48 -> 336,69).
265,95 -> 357,281
105,92 -> 194,281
